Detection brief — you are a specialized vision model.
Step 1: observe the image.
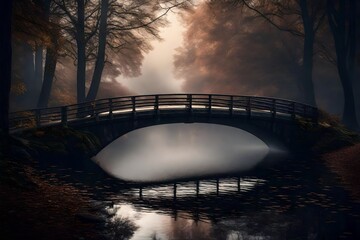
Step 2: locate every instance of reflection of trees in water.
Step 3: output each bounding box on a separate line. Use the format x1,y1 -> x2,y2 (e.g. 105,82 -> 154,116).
106,216 -> 138,240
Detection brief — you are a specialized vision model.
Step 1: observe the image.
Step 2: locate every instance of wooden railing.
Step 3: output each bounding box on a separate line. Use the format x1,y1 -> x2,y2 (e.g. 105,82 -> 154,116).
9,94 -> 318,132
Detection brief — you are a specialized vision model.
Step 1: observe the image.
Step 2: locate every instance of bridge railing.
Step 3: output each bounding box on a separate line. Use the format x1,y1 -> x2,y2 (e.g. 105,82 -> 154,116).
9,94 -> 318,132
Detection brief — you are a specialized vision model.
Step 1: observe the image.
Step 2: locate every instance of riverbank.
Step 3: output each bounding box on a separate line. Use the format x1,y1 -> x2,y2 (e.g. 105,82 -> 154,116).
323,143 -> 360,202
0,147 -> 105,240
0,129 -> 135,240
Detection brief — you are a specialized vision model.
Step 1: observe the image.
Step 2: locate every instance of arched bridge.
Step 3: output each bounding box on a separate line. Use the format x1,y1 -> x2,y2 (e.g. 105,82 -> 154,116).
9,94 -> 318,151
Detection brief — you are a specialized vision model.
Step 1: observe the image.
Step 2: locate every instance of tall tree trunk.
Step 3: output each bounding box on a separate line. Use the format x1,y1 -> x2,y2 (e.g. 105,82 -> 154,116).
19,43 -> 36,108
352,0 -> 359,123
36,0 -> 58,108
86,0 -> 109,101
299,0 -> 316,106
327,0 -> 359,130
34,45 -> 43,95
76,0 -> 86,104
37,44 -> 57,108
0,0 -> 13,134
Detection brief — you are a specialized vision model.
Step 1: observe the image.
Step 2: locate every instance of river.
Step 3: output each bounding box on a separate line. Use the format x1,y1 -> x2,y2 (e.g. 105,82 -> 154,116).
41,123 -> 360,239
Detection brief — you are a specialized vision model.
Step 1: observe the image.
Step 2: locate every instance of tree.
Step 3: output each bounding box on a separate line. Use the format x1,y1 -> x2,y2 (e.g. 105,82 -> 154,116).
227,0 -> 326,106
327,0 -> 358,129
54,0 -> 191,104
0,0 -> 13,134
37,0 -> 61,109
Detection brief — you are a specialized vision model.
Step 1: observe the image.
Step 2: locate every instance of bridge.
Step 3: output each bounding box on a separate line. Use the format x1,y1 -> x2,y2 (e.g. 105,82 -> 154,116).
9,94 -> 318,151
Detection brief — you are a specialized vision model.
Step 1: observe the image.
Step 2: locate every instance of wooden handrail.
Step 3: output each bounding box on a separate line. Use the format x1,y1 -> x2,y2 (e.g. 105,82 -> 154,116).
9,94 -> 318,132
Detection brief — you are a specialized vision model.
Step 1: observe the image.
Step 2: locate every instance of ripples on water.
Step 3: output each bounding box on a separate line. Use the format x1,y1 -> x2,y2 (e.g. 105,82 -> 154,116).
38,123 -> 360,239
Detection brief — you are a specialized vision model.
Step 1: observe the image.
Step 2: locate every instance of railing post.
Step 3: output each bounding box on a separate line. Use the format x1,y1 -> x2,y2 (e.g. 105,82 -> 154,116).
61,106 -> 67,126
291,102 -> 296,120
139,186 -> 143,200
196,180 -> 200,197
132,96 -> 136,119
35,109 -> 41,128
93,101 -> 99,122
187,94 -> 192,115
173,183 -> 177,201
208,95 -> 212,115
109,98 -> 113,120
230,96 -> 234,116
272,99 -> 276,119
313,108 -> 318,124
247,97 -> 251,119
155,95 -> 159,116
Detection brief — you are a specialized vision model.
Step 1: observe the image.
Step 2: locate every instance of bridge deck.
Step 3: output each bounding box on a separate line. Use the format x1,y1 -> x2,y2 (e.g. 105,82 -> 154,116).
9,94 -> 318,132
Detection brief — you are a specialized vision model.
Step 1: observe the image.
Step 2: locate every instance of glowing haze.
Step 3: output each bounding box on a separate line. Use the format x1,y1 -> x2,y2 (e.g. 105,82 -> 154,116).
93,123 -> 269,182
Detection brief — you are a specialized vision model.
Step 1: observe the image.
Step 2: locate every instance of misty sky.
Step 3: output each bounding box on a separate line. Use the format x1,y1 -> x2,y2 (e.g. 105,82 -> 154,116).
113,2 -> 349,116
116,12 -> 185,94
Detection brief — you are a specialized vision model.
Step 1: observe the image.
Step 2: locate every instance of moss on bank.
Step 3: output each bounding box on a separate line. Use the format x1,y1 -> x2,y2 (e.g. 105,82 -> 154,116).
20,126 -> 101,159
294,110 -> 359,154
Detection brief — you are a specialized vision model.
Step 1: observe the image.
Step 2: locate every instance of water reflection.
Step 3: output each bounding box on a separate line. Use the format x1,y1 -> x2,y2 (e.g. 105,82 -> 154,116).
94,123 -> 271,182
102,158 -> 360,240
37,154 -> 360,239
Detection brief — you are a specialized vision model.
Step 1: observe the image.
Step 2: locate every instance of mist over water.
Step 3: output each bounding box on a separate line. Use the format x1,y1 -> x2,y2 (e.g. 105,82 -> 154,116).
94,123 -> 270,182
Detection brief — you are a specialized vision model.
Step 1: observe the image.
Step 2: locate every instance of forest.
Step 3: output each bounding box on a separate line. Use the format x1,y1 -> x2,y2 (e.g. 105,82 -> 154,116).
1,0 -> 360,239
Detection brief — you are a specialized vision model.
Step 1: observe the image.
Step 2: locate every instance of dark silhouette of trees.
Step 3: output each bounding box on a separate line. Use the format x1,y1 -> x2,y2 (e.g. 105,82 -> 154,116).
0,0 -> 13,134
215,0 -> 359,128
226,0 -> 326,106
37,0 -> 62,108
48,0 -> 191,105
327,0 -> 358,129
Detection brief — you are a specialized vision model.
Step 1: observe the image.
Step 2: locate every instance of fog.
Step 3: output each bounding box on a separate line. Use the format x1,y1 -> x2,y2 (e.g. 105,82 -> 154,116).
174,2 -> 345,113
94,123 -> 270,182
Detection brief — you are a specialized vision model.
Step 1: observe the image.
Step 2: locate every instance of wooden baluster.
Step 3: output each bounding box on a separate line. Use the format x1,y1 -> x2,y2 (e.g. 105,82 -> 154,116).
132,96 -> 136,119
173,183 -> 177,201
61,106 -> 67,126
247,97 -> 251,119
35,109 -> 41,128
109,98 -> 113,120
188,94 -> 192,115
208,95 -> 212,115
272,99 -> 276,119
291,102 -> 296,120
155,95 -> 159,116
196,180 -> 200,197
